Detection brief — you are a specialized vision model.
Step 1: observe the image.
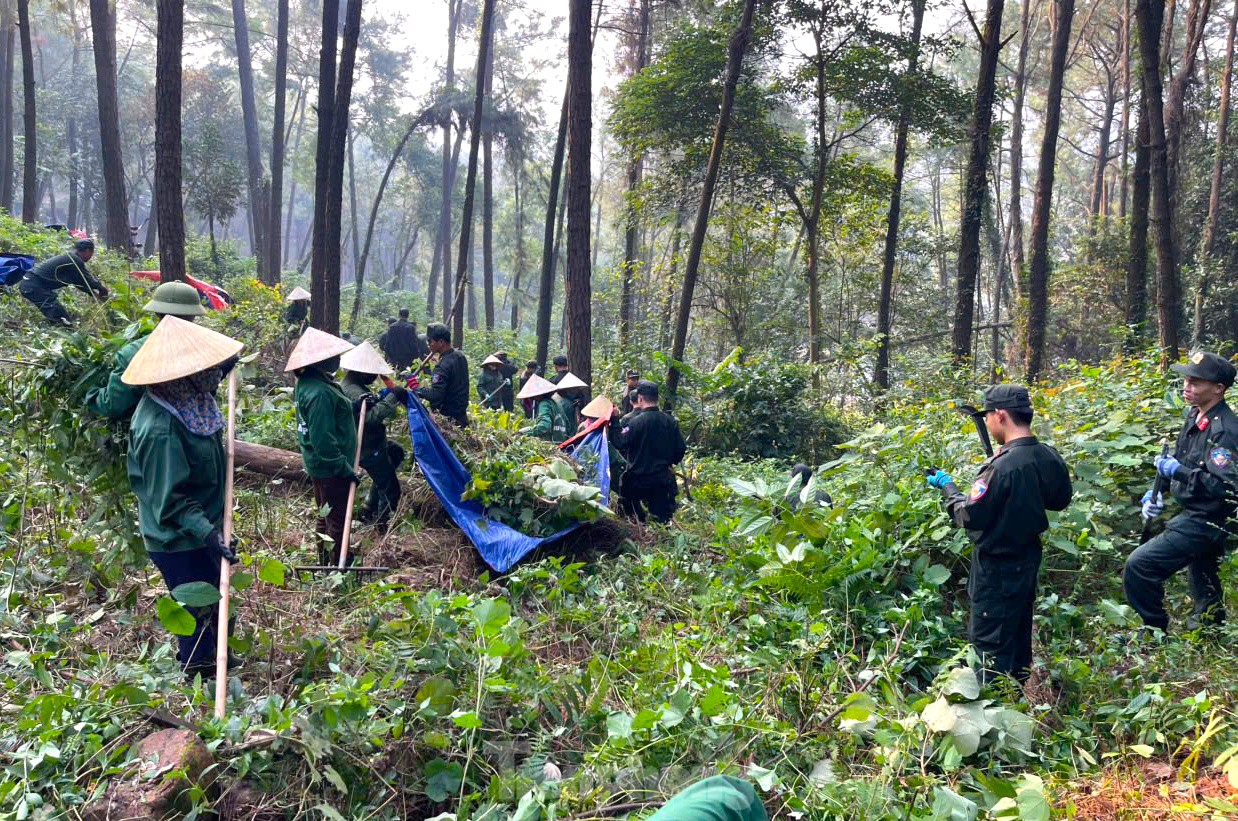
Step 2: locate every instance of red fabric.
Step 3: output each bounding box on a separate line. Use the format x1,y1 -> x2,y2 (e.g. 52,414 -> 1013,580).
558,415 -> 608,451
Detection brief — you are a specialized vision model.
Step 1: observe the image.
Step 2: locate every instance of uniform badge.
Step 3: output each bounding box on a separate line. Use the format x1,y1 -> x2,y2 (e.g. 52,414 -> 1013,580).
1191,351 -> 1206,364
969,479 -> 988,500
432,372 -> 444,384
1210,446 -> 1233,471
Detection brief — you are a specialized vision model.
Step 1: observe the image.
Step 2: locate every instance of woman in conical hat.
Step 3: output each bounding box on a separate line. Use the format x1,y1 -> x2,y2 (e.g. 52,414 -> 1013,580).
283,285 -> 311,328
517,373 -> 568,444
476,354 -> 506,412
287,327 -> 358,565
554,371 -> 589,430
122,315 -> 243,680
340,341 -> 407,532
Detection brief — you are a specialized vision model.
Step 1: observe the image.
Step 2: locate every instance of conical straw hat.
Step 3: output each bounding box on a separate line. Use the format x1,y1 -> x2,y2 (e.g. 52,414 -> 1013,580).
482,354 -> 503,367
340,340 -> 393,375
581,395 -> 614,419
284,327 -> 354,372
286,286 -> 311,301
556,372 -> 588,390
517,373 -> 558,400
122,315 -> 244,386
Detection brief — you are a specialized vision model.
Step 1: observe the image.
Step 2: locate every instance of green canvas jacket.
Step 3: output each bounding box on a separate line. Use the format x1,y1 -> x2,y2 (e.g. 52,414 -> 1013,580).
477,370 -> 505,410
295,369 -> 358,478
647,776 -> 767,821
85,334 -> 148,419
341,375 -> 401,452
524,397 -> 567,443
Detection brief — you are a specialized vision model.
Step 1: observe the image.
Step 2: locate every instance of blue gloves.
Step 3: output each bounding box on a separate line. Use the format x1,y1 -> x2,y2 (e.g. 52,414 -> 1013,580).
926,470 -> 954,489
1140,490 -> 1164,520
1155,454 -> 1182,479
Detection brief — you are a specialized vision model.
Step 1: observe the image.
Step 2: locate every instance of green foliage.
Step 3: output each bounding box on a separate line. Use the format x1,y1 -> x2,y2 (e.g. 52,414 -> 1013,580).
463,450 -> 611,537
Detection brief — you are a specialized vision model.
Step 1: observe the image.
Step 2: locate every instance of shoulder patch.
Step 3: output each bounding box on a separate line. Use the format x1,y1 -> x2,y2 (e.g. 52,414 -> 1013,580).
1210,446 -> 1232,471
969,479 -> 989,500
431,371 -> 444,384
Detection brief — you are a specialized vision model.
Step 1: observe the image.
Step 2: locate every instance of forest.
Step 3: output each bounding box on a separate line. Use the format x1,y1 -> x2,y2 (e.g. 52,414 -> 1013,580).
2,0 -> 1238,818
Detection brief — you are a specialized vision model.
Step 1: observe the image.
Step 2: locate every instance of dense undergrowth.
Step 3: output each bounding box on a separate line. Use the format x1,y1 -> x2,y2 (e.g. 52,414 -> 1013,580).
2,226 -> 1238,819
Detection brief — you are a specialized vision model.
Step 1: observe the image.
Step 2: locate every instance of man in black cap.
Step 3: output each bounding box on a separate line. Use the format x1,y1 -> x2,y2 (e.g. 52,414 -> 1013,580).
19,239 -> 107,324
612,380 -> 687,523
549,355 -> 570,384
380,308 -> 428,371
620,368 -> 641,415
926,384 -> 1073,685
495,351 -> 517,412
415,323 -> 469,427
1124,351 -> 1238,632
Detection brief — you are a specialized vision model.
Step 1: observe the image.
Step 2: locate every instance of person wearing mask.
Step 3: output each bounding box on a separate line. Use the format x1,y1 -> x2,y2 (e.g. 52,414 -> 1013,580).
555,372 -> 589,430
19,238 -> 108,324
284,286 -> 311,330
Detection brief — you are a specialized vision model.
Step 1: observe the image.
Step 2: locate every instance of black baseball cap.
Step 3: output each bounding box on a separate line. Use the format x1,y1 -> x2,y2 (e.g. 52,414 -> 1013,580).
981,384 -> 1032,413
635,380 -> 659,400
626,368 -> 640,379
1170,351 -> 1236,388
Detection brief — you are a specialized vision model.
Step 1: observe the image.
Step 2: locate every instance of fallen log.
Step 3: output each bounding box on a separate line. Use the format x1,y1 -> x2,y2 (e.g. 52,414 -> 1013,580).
234,440 -> 308,482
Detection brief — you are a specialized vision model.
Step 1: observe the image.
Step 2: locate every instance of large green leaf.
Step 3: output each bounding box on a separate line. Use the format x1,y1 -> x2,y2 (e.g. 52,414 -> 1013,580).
171,581 -> 221,608
156,597 -> 197,636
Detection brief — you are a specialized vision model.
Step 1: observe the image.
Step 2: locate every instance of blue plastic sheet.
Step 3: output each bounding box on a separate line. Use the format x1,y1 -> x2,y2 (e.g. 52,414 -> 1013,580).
405,395 -> 611,572
0,253 -> 34,287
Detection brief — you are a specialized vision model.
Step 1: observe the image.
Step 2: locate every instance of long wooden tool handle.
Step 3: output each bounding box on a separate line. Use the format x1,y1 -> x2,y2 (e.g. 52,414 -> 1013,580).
337,399 -> 368,570
214,370 -> 238,719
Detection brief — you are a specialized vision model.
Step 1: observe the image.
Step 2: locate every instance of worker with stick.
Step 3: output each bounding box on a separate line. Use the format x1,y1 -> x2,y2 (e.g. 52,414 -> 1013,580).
477,354 -> 508,411
1124,352 -> 1238,633
340,341 -> 408,533
286,328 -> 359,566
416,323 -> 470,427
19,238 -> 108,325
121,316 -> 243,680
925,385 -> 1072,685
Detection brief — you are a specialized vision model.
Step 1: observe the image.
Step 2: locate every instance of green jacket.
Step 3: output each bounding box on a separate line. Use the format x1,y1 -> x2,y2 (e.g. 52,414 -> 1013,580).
524,397 -> 567,443
647,776 -> 766,821
477,370 -> 505,410
86,334 -> 147,419
341,375 -> 401,451
557,396 -> 580,430
126,395 -> 225,553
295,370 -> 358,478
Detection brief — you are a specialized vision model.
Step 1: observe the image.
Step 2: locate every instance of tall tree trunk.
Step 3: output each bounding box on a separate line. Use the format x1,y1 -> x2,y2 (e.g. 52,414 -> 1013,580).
232,0 -> 267,273
1023,0 -> 1075,380
435,0 -> 462,324
952,0 -> 1006,363
66,7 -> 79,228
282,85 -> 306,269
619,0 -> 651,349
1007,0 -> 1034,290
875,0 -> 926,391
1134,0 -> 1181,361
309,0 -> 339,328
511,159 -> 525,331
324,0 -> 363,331
0,6 -> 10,215
447,0 -> 495,347
482,41 -> 495,331
16,0 -> 34,222
1164,0 -> 1211,198
91,0 -> 128,249
565,0 -> 593,382
265,0 -> 289,283
1125,93 -> 1152,348
665,0 -> 758,404
144,181 -> 158,257
154,0 -> 185,281
1119,0 -> 1132,219
1194,0 -> 1236,345
347,128 -> 360,277
535,86 -> 570,366
441,124 -> 465,321
1088,66 -> 1117,234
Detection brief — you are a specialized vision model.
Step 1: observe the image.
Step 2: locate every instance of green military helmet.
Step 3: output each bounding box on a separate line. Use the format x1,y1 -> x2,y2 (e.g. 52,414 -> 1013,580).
143,281 -> 206,317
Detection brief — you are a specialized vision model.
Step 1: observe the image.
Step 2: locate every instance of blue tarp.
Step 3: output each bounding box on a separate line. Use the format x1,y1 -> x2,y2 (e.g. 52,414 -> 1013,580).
0,253 -> 34,287
405,395 -> 611,572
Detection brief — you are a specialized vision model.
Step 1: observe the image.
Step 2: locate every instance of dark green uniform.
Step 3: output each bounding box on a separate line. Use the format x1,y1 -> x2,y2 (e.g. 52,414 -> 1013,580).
525,397 -> 568,443
477,369 -> 506,410
284,300 -> 308,326
341,375 -> 406,529
417,348 -> 470,426
938,436 -> 1072,683
86,334 -> 148,418
127,394 -> 226,667
647,776 -> 767,821
613,407 -> 687,523
557,395 -> 582,430
1125,400 -> 1238,629
295,369 -> 358,564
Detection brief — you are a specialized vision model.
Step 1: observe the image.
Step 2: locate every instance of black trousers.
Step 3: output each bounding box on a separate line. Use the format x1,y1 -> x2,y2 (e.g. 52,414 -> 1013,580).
968,551 -> 1041,685
1124,516 -> 1227,630
360,441 -> 404,526
19,281 -> 71,323
312,476 -> 354,566
620,472 -> 678,524
148,547 -> 228,668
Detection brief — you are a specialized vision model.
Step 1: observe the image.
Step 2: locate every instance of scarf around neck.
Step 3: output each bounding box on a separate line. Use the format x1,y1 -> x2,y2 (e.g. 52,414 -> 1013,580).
148,369 -> 224,436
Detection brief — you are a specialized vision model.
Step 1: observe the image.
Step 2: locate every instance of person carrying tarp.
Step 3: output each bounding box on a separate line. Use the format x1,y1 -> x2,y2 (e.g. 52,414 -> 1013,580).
122,315 -> 243,680
555,372 -> 589,430
416,322 -> 470,427
286,327 -> 358,566
576,395 -> 626,491
340,341 -> 408,532
87,281 -> 207,419
284,286 -> 311,329
477,354 -> 507,411
518,373 -> 567,444
19,238 -> 108,325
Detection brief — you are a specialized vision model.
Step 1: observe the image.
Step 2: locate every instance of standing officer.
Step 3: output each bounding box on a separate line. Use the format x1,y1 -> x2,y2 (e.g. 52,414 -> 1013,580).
416,323 -> 469,426
620,368 -> 640,415
340,341 -> 408,532
380,308 -> 427,371
549,355 -> 570,384
19,239 -> 108,324
495,351 -> 517,412
611,380 -> 687,523
1125,352 -> 1238,631
926,384 -> 1073,685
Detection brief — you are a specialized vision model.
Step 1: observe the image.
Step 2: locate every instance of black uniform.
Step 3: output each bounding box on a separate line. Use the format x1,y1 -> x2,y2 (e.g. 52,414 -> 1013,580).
498,357 -> 517,412
341,374 -> 407,529
19,251 -> 104,323
417,348 -> 469,427
381,319 -> 428,370
938,436 -> 1072,684
1124,401 -> 1238,630
284,300 -> 309,327
613,407 -> 687,523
